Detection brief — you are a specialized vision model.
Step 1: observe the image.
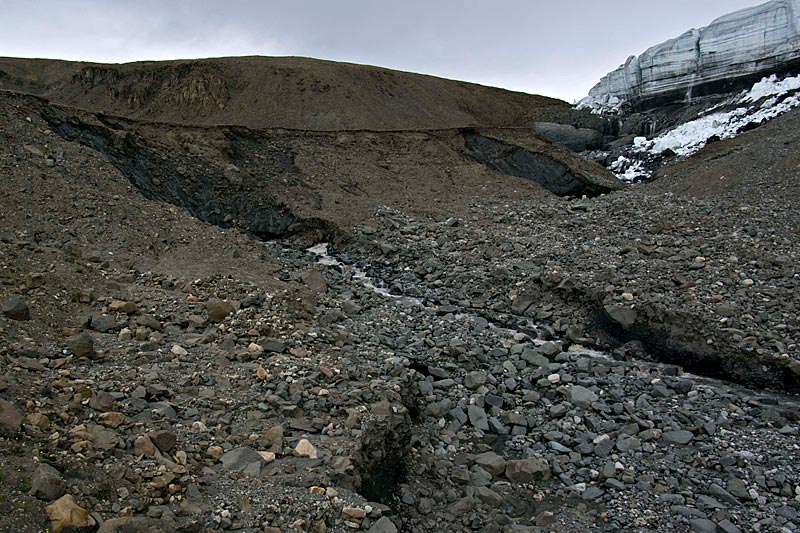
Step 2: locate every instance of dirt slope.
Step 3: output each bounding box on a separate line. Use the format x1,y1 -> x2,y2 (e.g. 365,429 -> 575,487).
0,56 -> 569,130
647,108 -> 800,202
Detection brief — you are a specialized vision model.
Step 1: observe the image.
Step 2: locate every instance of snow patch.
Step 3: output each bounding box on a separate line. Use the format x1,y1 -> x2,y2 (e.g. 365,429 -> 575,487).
605,73 -> 800,180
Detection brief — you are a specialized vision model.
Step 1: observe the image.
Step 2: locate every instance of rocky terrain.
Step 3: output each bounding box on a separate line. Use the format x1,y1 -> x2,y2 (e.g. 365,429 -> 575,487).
0,49 -> 799,533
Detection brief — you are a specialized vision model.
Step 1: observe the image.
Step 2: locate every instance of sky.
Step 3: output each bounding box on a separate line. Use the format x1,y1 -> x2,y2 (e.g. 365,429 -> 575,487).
0,0 -> 765,102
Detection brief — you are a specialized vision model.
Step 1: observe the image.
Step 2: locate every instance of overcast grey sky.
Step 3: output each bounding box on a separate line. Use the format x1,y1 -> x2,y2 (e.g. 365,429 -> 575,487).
0,0 -> 764,101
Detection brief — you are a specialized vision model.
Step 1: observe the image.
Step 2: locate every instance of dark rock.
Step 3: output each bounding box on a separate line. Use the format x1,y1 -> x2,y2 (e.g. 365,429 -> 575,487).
220,447 -> 266,477
567,385 -> 598,408
30,464 -> 67,501
689,518 -> 718,533
474,451 -> 507,477
467,405 -> 490,431
0,399 -> 22,433
147,429 -> 177,453
368,516 -> 398,533
206,299 -> 235,322
2,298 -> 31,320
662,430 -> 693,445
505,457 -> 551,483
604,305 -> 637,328
67,332 -> 94,358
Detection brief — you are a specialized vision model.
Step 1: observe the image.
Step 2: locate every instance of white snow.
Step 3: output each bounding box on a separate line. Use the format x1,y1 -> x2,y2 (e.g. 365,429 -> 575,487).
742,73 -> 800,102
610,155 -> 648,182
633,74 -> 800,158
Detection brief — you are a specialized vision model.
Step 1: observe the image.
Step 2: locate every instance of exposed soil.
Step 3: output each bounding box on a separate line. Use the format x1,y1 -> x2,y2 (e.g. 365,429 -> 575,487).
0,56 -> 571,131
0,57 -> 798,533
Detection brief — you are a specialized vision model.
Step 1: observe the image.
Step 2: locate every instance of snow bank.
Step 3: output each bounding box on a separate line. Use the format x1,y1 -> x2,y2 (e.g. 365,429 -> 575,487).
634,74 -> 800,158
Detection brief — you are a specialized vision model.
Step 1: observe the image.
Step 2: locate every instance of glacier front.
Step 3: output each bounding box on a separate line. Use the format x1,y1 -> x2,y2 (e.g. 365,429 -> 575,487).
580,0 -> 800,111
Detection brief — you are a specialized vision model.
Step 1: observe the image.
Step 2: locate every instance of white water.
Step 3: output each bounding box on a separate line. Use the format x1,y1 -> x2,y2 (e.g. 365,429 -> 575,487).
308,243 -> 424,307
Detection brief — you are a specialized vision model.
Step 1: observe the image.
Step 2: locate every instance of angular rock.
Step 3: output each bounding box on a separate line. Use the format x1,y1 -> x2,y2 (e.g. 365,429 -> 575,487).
663,430 -> 693,445
505,457 -> 552,483
45,494 -> 96,533
567,385 -> 598,408
97,517 -> 171,533
604,305 -> 637,328
293,438 -> 318,459
369,517 -> 398,533
2,297 -> 31,320
220,447 -> 267,477
0,399 -> 22,433
31,464 -> 66,501
206,299 -> 235,322
67,332 -> 94,358
467,405 -> 490,431
148,429 -> 177,453
474,451 -> 507,477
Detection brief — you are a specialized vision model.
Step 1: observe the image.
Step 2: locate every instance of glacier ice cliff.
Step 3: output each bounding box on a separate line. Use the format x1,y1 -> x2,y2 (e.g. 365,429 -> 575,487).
581,0 -> 800,111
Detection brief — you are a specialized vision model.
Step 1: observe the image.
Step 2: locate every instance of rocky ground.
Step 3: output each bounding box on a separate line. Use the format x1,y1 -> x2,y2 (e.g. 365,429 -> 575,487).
0,76 -> 799,533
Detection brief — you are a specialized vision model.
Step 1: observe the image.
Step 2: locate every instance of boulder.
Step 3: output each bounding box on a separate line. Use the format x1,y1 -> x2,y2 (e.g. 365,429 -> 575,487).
505,457 -> 552,483
534,122 -> 603,152
220,447 -> 267,477
45,494 -> 96,533
67,332 -> 94,358
30,464 -> 66,501
604,305 -> 637,328
0,399 -> 22,433
2,297 -> 31,320
206,299 -> 234,322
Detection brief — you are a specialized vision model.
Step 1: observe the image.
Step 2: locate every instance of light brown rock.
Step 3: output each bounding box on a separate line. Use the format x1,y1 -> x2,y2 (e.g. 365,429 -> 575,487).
293,438 -> 318,459
45,494 -> 96,533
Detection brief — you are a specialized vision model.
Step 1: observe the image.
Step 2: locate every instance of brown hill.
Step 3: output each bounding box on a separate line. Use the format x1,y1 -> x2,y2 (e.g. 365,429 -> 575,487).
0,56 -> 569,130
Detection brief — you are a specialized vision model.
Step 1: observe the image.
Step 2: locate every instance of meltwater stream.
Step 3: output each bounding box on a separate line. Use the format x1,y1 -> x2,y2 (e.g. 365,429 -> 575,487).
307,243 -> 631,367
307,243 -> 424,307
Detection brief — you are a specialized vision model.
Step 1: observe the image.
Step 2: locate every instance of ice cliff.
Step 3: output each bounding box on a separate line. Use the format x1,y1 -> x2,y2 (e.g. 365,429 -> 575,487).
580,0 -> 800,111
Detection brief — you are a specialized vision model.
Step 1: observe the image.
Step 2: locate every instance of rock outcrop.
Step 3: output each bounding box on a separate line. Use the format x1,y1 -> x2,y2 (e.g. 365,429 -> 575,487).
581,0 -> 800,110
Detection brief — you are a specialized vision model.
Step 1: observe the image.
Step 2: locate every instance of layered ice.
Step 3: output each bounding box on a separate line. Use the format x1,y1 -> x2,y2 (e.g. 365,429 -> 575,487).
579,0 -> 800,113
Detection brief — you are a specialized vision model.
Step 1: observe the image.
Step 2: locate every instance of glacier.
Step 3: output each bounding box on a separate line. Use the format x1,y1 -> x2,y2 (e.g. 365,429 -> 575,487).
580,0 -> 800,112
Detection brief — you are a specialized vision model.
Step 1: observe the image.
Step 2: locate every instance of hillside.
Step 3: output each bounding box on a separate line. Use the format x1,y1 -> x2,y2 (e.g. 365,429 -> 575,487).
648,107 -> 800,200
0,56 -> 569,130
